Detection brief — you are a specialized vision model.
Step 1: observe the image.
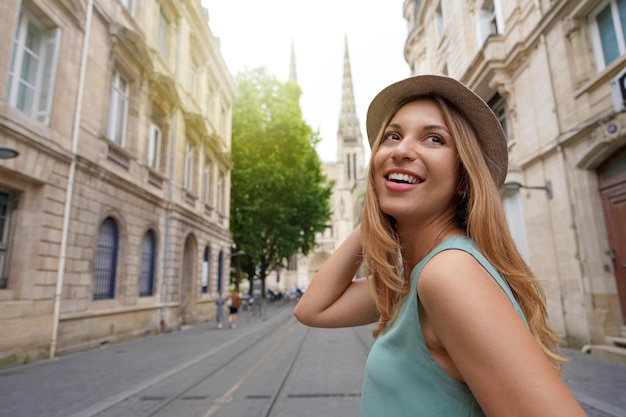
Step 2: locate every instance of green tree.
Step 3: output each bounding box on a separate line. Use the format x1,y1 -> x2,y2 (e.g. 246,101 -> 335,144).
230,68 -> 333,296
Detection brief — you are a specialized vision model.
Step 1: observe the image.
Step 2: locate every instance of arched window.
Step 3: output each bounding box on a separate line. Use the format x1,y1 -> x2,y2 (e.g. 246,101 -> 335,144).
202,246 -> 210,293
94,217 -> 119,299
217,250 -> 224,292
139,230 -> 156,296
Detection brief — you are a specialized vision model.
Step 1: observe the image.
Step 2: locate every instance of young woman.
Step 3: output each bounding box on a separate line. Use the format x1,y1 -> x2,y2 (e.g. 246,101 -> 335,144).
294,75 -> 587,417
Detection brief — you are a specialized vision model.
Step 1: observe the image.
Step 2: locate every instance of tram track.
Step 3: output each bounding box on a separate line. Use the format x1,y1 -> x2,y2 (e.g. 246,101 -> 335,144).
202,320 -> 306,417
77,304 -> 372,417
262,324 -> 373,417
88,306 -> 298,417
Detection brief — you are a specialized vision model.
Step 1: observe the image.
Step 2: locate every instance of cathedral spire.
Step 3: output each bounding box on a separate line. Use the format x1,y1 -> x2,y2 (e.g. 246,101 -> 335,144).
288,38 -> 297,83
337,35 -> 362,146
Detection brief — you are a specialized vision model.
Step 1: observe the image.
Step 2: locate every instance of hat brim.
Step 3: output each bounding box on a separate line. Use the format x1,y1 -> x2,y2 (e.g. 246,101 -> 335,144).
366,75 -> 508,188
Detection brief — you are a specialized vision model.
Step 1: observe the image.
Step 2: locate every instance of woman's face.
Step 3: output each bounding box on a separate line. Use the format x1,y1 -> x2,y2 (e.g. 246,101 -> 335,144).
372,98 -> 461,227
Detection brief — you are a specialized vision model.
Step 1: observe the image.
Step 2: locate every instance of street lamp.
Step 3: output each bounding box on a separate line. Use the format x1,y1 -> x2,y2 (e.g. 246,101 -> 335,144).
0,146 -> 19,159
503,180 -> 553,199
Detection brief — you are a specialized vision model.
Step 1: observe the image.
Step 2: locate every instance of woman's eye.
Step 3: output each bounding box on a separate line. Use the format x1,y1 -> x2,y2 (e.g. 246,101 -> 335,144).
425,134 -> 445,145
383,132 -> 400,141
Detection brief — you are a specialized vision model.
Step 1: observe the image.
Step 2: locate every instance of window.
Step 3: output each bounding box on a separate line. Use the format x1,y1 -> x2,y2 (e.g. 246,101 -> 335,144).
6,6 -> 61,124
591,0 -> 626,69
206,85 -> 212,119
346,154 -> 351,180
217,173 -> 224,214
139,230 -> 156,297
477,1 -> 502,45
94,217 -> 119,300
184,142 -> 195,191
121,0 -> 134,15
0,189 -> 18,290
201,246 -> 210,293
217,250 -> 224,293
203,162 -> 212,203
148,123 -> 162,170
157,11 -> 169,60
435,3 -> 445,39
488,93 -> 511,142
220,105 -> 227,137
190,61 -> 198,98
107,72 -> 129,145
600,147 -> 626,180
346,153 -> 358,181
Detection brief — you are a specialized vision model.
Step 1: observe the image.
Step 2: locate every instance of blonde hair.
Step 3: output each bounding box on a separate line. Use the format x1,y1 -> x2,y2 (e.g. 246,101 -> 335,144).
361,96 -> 566,371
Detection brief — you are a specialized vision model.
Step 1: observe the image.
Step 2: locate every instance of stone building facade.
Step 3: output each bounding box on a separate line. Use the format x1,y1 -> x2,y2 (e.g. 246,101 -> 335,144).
402,0 -> 626,359
0,0 -> 236,365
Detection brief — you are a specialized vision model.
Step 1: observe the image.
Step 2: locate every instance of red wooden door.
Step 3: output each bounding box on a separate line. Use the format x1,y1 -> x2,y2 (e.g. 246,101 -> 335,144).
599,147 -> 626,324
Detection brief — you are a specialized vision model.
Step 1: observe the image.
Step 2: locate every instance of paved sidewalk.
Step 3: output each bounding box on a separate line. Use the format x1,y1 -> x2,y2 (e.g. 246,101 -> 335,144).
563,349 -> 626,417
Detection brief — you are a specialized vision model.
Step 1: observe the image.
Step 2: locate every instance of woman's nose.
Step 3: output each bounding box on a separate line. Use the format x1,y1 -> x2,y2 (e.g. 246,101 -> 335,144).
391,139 -> 417,161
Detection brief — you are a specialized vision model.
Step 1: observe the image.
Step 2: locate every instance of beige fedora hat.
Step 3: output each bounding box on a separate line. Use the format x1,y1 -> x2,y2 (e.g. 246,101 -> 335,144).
366,74 -> 508,188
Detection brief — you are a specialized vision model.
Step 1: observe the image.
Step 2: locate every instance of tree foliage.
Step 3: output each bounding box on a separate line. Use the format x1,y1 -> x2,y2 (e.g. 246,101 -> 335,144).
230,68 -> 333,293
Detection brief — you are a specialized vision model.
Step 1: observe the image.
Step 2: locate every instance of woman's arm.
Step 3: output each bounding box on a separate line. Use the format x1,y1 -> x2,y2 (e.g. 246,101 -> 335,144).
418,250 -> 587,417
294,226 -> 379,328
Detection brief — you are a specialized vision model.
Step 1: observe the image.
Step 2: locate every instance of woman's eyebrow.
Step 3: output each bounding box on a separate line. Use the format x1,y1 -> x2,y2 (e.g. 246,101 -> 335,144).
423,124 -> 450,133
386,123 -> 450,134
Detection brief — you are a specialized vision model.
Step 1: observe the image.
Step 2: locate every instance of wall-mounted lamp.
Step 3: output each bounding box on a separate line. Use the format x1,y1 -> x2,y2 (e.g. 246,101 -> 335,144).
503,180 -> 553,199
0,146 -> 19,159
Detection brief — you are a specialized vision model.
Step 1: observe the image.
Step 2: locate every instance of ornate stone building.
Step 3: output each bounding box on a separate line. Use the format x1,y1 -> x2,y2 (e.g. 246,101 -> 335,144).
402,0 -> 626,361
0,0 -> 236,365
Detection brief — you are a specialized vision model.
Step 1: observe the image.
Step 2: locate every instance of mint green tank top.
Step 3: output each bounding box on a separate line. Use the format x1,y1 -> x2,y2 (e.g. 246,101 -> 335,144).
360,236 -> 526,417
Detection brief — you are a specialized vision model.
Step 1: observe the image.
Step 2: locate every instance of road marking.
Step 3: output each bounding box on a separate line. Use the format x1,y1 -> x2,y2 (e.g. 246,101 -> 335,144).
201,322 -> 298,417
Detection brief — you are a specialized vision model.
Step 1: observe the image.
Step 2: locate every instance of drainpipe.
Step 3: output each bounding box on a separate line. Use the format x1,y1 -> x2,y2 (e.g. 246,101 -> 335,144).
50,0 -> 94,358
160,112 -> 177,332
159,17 -> 183,331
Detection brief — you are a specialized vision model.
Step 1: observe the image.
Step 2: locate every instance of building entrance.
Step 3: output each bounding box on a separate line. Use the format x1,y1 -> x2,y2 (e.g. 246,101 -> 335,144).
599,146 -> 626,325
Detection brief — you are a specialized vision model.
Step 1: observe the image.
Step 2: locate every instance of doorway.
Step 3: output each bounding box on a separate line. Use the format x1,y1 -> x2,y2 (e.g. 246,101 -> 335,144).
599,146 -> 626,325
181,234 -> 197,325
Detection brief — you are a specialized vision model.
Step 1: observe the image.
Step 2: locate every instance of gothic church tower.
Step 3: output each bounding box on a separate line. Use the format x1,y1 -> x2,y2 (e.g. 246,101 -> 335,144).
333,35 -> 366,246
298,36 -> 366,289
277,36 -> 366,292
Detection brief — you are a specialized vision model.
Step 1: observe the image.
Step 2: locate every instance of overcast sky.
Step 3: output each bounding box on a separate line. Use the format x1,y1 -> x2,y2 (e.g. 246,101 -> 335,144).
201,0 -> 410,162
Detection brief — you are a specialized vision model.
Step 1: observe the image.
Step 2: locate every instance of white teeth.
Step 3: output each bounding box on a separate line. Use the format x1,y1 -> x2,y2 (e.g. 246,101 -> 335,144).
387,172 -> 418,184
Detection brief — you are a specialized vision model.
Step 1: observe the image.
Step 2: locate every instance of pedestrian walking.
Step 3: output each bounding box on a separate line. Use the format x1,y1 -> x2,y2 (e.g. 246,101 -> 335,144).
294,75 -> 588,416
215,292 -> 226,329
227,289 -> 241,328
